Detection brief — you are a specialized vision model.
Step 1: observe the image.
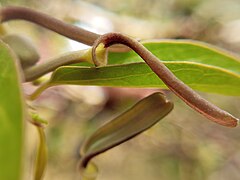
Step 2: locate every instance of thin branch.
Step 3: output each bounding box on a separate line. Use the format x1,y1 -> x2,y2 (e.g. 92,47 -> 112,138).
0,6 -> 129,52
92,33 -> 239,127
23,49 -> 92,82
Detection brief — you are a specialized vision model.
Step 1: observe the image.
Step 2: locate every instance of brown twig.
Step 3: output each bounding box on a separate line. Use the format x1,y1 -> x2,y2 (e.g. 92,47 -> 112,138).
92,33 -> 239,127
0,6 -> 129,52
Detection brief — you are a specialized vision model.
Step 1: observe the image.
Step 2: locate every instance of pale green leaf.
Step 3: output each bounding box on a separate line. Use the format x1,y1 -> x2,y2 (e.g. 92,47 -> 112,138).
0,40 -> 25,180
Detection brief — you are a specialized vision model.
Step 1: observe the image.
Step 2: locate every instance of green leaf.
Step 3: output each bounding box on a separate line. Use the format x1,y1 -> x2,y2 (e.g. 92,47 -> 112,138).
79,93 -> 173,169
32,61 -> 240,99
0,40 -> 25,180
31,40 -> 240,98
109,40 -> 240,74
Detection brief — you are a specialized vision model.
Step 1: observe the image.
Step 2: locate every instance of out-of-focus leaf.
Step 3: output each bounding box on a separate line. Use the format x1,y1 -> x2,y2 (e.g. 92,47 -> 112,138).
31,40 -> 240,99
34,126 -> 47,180
0,40 -> 25,180
2,34 -> 40,68
79,92 -> 173,170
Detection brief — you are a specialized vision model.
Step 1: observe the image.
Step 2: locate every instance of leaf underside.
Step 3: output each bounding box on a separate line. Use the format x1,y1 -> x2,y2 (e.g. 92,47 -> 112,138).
37,40 -> 240,96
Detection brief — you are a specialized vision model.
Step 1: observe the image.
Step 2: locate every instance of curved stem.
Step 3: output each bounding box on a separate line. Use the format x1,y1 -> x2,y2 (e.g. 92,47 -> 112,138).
34,126 -> 47,180
27,82 -> 50,101
23,49 -> 92,82
0,6 -> 129,52
92,33 -> 239,127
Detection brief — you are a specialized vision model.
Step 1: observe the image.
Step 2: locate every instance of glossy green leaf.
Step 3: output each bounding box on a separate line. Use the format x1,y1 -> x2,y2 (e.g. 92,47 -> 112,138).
32,60 -> 240,99
109,40 -> 240,74
32,40 -> 240,99
79,92 -> 173,169
0,40 -> 25,180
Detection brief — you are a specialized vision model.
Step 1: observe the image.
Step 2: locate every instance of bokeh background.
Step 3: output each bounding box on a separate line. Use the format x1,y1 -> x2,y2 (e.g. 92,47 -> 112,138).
1,0 -> 240,179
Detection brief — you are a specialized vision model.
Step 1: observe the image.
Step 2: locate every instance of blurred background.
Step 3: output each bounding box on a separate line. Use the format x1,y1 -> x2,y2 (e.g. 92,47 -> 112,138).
1,0 -> 240,179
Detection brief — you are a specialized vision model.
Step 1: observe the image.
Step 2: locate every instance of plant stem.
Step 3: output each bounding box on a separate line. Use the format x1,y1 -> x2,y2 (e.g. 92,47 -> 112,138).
92,33 -> 239,127
23,49 -> 93,82
34,126 -> 47,180
27,82 -> 50,101
0,6 -> 129,52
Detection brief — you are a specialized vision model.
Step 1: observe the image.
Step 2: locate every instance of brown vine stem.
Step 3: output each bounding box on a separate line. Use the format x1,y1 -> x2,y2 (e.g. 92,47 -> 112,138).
92,33 -> 239,128
0,6 -> 129,52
